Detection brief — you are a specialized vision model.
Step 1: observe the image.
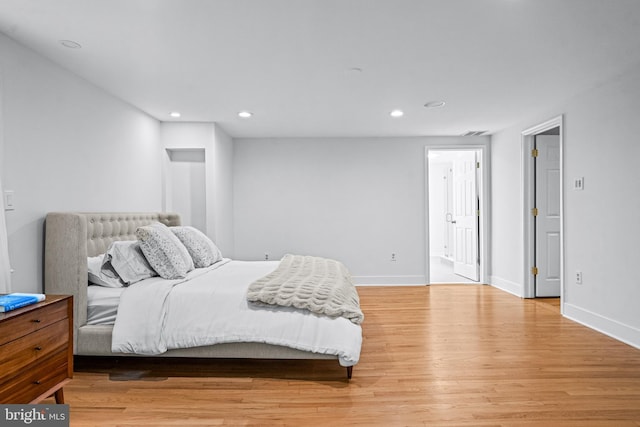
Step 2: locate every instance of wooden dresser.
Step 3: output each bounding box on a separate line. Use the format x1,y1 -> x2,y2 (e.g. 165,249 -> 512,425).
0,295 -> 73,404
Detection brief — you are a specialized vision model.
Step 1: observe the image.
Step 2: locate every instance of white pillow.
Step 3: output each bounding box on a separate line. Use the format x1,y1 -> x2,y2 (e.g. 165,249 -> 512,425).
87,255 -> 124,288
102,240 -> 157,285
136,222 -> 194,279
170,226 -> 222,268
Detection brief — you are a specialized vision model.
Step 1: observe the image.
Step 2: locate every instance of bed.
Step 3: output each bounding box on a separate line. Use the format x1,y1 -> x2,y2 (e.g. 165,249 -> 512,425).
43,212 -> 362,379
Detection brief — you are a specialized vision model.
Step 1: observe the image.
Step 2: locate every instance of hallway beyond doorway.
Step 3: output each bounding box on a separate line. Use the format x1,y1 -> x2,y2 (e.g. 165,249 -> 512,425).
429,256 -> 477,284
427,147 -> 483,284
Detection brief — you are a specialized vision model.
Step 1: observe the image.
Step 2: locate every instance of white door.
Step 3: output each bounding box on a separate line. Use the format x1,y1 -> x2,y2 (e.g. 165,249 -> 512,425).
444,165 -> 454,259
535,135 -> 561,297
452,151 -> 479,281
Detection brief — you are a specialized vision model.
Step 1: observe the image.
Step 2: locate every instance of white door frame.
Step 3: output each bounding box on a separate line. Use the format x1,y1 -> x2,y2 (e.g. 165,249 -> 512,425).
521,115 -> 564,305
424,144 -> 490,285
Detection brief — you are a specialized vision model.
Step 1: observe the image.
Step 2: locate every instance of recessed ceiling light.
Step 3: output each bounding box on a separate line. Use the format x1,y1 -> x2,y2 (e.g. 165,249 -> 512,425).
169,111 -> 181,118
238,111 -> 253,118
424,100 -> 446,108
390,109 -> 404,118
59,40 -> 81,49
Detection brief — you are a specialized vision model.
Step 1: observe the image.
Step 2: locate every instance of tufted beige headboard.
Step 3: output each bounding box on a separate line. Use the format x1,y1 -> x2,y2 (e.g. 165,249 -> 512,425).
44,212 -> 180,349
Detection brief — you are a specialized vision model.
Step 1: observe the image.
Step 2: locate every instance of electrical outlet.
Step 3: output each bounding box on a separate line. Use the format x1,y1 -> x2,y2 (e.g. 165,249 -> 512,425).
576,271 -> 583,284
391,253 -> 397,262
573,177 -> 584,191
264,253 -> 269,261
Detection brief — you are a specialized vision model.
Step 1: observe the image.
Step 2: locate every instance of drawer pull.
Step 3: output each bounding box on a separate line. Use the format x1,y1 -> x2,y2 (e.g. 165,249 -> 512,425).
34,380 -> 41,385
32,319 -> 41,323
35,346 -> 42,351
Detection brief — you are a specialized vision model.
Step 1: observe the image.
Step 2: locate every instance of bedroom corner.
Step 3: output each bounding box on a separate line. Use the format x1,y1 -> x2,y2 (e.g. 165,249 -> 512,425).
160,122 -> 235,258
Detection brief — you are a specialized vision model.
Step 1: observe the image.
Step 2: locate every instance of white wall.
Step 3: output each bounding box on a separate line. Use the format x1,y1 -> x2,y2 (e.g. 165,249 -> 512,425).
491,61 -> 640,347
160,122 -> 235,257
212,126 -> 235,257
0,33 -> 162,293
233,136 -> 488,284
490,125 -> 526,295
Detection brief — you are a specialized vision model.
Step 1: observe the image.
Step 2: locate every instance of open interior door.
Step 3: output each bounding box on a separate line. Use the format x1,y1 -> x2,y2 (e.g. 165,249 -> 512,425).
534,135 -> 561,297
452,151 -> 479,281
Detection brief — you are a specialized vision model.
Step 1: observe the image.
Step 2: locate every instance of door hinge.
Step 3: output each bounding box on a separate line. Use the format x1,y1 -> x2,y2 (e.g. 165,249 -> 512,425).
476,162 -> 480,169
477,209 -> 480,216
532,208 -> 538,216
531,266 -> 539,276
531,148 -> 539,157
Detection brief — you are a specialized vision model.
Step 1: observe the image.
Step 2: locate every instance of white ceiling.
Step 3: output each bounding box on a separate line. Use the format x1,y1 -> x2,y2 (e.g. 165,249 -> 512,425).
1,0 -> 640,138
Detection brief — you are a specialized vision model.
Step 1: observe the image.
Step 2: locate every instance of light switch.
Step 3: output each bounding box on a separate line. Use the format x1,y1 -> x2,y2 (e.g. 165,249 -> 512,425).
4,190 -> 15,211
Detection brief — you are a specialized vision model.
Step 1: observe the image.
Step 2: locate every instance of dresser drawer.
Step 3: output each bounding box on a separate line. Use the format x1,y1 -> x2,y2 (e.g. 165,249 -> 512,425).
0,349 -> 68,403
0,300 -> 68,346
0,320 -> 69,385
0,295 -> 72,404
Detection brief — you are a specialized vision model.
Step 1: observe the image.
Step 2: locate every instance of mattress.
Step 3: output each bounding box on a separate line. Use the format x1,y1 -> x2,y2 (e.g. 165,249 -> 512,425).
87,285 -> 124,325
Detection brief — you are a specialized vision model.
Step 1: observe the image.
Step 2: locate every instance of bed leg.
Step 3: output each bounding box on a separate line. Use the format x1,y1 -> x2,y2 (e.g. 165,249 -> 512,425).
346,366 -> 353,380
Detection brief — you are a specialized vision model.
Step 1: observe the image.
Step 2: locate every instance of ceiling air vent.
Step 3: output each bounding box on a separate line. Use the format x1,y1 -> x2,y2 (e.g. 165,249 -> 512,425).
462,130 -> 487,136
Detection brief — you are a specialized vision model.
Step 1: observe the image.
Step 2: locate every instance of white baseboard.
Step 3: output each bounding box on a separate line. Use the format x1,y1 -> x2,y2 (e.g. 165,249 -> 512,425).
563,303 -> 640,350
489,275 -> 524,297
353,275 -> 426,286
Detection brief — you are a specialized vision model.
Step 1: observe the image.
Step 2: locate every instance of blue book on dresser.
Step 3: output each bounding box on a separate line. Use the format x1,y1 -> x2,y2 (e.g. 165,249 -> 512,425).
0,293 -> 46,312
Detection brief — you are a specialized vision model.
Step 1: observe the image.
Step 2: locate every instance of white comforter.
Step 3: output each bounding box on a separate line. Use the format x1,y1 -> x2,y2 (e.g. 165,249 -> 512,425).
111,259 -> 362,366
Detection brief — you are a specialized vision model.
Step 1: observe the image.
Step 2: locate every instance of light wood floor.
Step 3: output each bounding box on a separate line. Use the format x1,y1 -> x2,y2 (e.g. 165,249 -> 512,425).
47,285 -> 640,426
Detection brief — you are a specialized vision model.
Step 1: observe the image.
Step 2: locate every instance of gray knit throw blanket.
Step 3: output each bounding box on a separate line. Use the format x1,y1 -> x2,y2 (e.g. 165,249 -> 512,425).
247,254 -> 364,325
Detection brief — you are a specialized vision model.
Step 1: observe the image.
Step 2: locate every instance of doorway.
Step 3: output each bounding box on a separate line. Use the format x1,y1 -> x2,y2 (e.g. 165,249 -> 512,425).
165,148 -> 207,232
522,116 -> 564,301
427,148 -> 483,284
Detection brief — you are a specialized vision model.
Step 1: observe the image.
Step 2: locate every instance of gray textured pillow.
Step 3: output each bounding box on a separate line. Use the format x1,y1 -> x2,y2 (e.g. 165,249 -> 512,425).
102,240 -> 157,285
171,226 -> 222,268
135,222 -> 194,279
